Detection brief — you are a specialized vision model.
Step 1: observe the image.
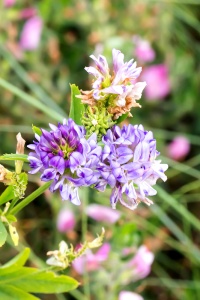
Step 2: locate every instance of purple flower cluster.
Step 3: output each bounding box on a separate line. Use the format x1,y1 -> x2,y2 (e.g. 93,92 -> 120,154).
95,124 -> 168,210
28,119 -> 101,205
28,119 -> 168,210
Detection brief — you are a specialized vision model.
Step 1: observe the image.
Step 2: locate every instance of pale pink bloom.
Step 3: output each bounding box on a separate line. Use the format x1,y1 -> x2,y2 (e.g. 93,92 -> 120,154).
19,16 -> 43,50
128,245 -> 154,280
167,136 -> 190,161
135,40 -> 155,63
142,64 -> 170,100
119,291 -> 144,300
4,0 -> 16,7
20,8 -> 37,19
73,243 -> 110,274
57,209 -> 75,232
86,204 -> 121,223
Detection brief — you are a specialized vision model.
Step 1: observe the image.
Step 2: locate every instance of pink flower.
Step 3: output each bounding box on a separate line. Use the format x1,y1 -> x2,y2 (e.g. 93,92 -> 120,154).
4,0 -> 15,7
73,243 -> 110,274
20,8 -> 37,19
167,136 -> 190,161
86,204 -> 121,223
142,64 -> 170,100
128,245 -> 154,280
19,16 -> 43,50
57,209 -> 76,232
119,291 -> 144,300
134,40 -> 155,63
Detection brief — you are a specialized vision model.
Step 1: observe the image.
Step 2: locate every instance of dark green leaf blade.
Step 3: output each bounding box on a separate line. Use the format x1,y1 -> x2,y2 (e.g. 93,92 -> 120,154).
69,84 -> 85,125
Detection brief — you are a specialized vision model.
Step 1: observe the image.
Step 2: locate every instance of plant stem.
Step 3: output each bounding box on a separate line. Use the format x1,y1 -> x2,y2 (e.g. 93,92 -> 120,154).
81,188 -> 91,300
9,181 -> 52,215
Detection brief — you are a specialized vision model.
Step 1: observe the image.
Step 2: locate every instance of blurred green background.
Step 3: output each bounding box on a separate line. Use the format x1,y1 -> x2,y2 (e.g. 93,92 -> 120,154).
0,0 -> 200,299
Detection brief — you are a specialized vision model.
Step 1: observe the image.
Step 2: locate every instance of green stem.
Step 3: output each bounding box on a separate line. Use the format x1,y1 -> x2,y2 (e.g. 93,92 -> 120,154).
9,181 -> 52,215
81,188 -> 91,300
0,78 -> 64,122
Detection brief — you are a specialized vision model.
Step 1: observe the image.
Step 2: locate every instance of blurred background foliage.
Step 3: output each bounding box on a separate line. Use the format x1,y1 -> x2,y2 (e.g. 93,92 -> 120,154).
0,0 -> 200,299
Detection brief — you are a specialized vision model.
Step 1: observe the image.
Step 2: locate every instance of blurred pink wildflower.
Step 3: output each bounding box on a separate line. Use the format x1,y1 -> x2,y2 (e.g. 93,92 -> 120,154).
20,8 -> 37,19
57,209 -> 76,232
19,16 -> 43,50
4,0 -> 15,7
73,243 -> 110,274
167,136 -> 190,161
86,204 -> 121,223
142,64 -> 170,100
134,38 -> 155,63
119,291 -> 144,300
128,245 -> 154,280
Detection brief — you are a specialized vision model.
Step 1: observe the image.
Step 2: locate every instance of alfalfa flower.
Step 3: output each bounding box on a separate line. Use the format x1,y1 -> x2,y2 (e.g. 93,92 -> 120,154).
79,49 -> 146,120
95,124 -> 168,210
28,119 -> 102,205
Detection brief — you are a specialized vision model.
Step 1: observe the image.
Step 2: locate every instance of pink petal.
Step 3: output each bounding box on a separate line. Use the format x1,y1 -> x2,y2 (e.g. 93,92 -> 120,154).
119,291 -> 144,300
56,209 -> 76,232
142,64 -> 170,100
167,136 -> 190,161
4,0 -> 16,7
19,16 -> 43,50
86,204 -> 121,223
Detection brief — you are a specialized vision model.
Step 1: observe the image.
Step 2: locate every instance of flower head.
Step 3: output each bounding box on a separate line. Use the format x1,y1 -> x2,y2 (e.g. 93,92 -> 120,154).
28,119 -> 101,205
79,49 -> 146,120
95,124 -> 168,210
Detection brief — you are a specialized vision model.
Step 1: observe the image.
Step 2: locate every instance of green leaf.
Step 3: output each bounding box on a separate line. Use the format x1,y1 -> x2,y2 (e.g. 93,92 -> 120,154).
0,267 -> 36,283
0,186 -> 14,206
69,84 -> 85,125
12,270 -> 79,294
0,285 -> 39,300
0,154 -> 29,162
0,220 -> 7,247
115,113 -> 128,124
1,248 -> 30,269
32,125 -> 42,136
6,215 -> 17,223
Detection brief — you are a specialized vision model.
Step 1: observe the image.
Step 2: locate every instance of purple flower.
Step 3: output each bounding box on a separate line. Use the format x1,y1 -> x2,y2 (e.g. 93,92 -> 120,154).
19,16 -> 43,50
167,136 -> 190,161
28,119 -> 101,205
86,204 -> 121,223
72,243 -> 110,274
95,124 -> 168,210
119,291 -> 144,300
57,209 -> 76,232
82,49 -> 146,120
141,64 -> 170,100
